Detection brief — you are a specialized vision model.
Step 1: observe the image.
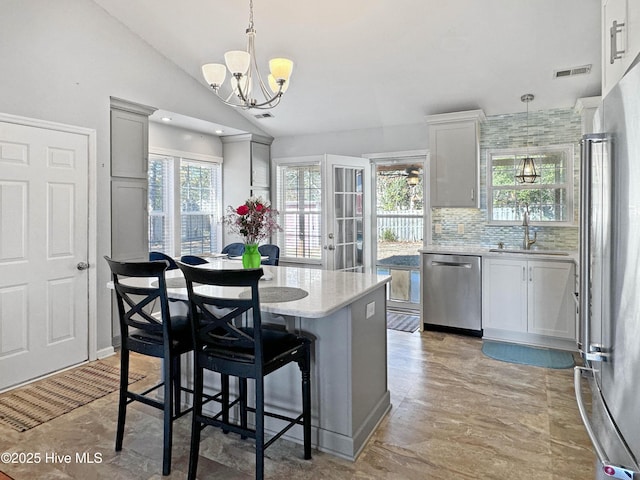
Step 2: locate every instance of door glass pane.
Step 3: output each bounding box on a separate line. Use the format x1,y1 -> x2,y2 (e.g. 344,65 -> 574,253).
345,219 -> 354,242
375,161 -> 424,309
336,219 -> 345,243
334,167 -> 344,192
335,193 -> 344,218
345,168 -> 354,191
345,193 -> 354,217
345,246 -> 354,268
335,245 -> 344,269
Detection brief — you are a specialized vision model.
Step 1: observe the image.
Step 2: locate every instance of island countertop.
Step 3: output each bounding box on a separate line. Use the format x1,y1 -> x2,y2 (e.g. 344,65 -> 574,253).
115,260 -> 391,319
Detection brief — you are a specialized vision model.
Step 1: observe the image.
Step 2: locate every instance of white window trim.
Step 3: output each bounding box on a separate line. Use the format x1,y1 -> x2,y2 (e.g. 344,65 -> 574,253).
149,147 -> 223,257
486,144 -> 575,227
273,156 -> 323,265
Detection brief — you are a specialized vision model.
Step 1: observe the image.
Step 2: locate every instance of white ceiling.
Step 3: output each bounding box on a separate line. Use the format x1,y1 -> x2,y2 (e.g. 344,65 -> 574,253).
93,0 -> 602,138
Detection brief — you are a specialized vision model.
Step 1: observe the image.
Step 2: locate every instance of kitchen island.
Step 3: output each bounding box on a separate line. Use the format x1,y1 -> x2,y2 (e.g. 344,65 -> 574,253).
118,261 -> 391,461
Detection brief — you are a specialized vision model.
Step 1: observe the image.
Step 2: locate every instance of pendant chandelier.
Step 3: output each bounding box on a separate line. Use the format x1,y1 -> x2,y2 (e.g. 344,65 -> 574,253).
515,93 -> 539,184
201,0 -> 293,110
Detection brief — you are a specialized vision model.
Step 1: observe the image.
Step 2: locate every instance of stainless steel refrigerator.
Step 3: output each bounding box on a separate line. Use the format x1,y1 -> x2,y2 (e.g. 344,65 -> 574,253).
577,55 -> 640,479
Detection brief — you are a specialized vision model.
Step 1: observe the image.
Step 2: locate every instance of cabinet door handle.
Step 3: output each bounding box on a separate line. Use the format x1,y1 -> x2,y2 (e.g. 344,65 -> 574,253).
522,266 -> 526,282
610,20 -> 625,64
529,266 -> 533,282
471,189 -> 475,201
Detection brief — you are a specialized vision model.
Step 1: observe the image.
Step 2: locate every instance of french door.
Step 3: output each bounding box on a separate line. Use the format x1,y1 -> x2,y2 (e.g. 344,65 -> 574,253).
323,155 -> 372,272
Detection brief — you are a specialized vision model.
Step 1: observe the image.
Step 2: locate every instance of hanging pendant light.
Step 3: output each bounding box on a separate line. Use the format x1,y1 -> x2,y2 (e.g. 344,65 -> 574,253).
201,0 -> 293,110
515,94 -> 539,184
406,167 -> 421,186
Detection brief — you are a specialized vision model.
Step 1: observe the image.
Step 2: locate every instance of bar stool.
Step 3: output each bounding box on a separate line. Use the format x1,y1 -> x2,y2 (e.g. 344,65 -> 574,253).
105,256 -> 193,476
178,262 -> 312,480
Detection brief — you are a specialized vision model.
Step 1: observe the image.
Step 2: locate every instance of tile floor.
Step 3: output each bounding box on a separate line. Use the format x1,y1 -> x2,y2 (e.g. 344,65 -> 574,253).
0,330 -> 595,479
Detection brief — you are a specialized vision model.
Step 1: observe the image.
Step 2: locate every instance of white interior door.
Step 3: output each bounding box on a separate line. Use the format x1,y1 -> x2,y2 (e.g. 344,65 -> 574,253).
323,154 -> 371,272
0,121 -> 89,390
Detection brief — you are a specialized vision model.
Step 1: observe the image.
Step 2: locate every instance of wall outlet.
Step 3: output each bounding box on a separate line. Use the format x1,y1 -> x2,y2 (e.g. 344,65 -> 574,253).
366,301 -> 375,318
457,223 -> 465,234
434,223 -> 443,234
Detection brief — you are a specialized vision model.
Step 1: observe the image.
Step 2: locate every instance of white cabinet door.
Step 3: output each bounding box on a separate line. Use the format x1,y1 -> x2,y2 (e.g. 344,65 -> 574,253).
482,258 -> 528,332
428,121 -> 479,207
527,261 -> 576,339
426,110 -> 484,208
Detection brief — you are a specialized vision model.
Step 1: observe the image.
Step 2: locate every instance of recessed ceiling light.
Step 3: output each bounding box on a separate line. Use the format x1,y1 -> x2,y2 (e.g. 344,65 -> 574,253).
215,129 -> 224,135
161,117 -> 172,122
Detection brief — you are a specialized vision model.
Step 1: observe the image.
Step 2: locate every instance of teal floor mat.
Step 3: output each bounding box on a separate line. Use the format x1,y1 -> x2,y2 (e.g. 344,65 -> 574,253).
481,340 -> 575,369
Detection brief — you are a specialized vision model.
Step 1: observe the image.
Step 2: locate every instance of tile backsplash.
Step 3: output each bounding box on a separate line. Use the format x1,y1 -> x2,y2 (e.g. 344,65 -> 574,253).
431,107 -> 581,251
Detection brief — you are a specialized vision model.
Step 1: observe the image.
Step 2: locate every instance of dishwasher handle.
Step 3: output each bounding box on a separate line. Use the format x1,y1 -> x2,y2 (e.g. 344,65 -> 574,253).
430,261 -> 473,268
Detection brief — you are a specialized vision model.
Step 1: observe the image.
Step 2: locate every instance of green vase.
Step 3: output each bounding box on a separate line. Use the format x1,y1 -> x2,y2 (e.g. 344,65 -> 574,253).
242,243 -> 261,269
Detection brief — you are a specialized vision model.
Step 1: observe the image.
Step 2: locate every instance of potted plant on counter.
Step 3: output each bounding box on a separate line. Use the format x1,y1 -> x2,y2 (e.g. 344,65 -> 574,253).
223,197 -> 282,268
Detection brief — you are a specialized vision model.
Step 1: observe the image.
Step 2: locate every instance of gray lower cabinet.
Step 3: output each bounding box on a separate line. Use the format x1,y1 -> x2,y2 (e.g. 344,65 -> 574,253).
110,178 -> 148,261
482,257 -> 576,350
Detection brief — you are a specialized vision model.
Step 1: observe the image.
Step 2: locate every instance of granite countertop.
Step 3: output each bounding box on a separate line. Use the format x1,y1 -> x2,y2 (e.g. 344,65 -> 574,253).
418,245 -> 578,262
112,260 -> 391,319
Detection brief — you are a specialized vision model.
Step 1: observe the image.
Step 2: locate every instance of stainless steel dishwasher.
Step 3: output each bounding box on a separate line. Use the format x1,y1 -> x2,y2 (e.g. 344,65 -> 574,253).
422,253 -> 482,336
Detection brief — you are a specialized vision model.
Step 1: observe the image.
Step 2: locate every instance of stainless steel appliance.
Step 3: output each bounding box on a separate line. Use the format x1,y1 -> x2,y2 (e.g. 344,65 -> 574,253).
576,54 -> 640,479
422,253 -> 482,336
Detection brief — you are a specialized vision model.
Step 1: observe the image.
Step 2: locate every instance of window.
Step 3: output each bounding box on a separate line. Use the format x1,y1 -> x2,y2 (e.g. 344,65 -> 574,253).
149,156 -> 173,253
148,153 -> 222,256
487,145 -> 574,225
275,162 -> 322,261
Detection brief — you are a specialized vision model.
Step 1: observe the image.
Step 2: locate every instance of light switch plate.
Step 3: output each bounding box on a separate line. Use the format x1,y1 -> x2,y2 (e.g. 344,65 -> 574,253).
434,223 -> 442,234
366,301 -> 375,318
457,223 -> 465,234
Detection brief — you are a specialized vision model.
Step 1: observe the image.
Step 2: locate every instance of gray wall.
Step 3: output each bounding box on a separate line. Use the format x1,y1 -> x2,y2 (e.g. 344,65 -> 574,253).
271,123 -> 428,157
149,122 -> 223,158
0,0 -> 266,353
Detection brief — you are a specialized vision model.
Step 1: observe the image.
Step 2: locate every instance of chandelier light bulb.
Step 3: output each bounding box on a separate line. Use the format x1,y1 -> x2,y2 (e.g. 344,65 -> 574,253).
224,50 -> 251,76
202,63 -> 227,88
269,58 -> 293,82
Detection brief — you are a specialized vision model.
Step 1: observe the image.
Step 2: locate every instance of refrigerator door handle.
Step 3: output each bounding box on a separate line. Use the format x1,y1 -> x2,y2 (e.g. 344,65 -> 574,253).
579,134 -> 608,361
574,366 -> 639,479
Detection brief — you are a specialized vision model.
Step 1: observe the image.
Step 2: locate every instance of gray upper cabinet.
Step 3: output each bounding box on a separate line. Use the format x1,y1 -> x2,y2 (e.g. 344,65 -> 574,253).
110,97 -> 155,179
426,110 -> 485,208
109,97 -> 156,262
221,134 -> 273,244
250,141 -> 270,188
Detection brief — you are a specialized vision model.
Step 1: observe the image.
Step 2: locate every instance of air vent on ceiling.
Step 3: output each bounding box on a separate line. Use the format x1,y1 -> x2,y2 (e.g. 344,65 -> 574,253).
254,112 -> 274,119
553,64 -> 592,78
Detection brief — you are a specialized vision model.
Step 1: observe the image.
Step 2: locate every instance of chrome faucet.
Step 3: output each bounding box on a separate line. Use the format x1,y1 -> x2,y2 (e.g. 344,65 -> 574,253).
522,205 -> 537,250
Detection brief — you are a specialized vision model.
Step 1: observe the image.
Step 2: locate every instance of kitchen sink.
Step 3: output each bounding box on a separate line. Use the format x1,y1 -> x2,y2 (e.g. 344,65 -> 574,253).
488,248 -> 569,256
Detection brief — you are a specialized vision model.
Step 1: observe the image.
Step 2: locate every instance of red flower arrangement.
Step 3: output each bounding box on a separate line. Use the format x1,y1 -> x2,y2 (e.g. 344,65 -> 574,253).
223,197 -> 282,244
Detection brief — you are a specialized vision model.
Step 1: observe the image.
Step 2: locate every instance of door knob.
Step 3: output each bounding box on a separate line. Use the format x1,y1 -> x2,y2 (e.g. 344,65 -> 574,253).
77,262 -> 89,271
328,245 -> 335,250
